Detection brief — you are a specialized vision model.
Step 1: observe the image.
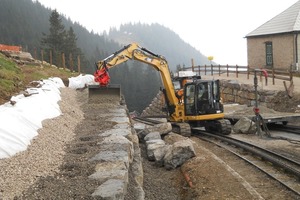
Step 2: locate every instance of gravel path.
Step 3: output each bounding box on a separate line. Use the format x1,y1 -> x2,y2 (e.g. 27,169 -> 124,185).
0,87 -> 84,199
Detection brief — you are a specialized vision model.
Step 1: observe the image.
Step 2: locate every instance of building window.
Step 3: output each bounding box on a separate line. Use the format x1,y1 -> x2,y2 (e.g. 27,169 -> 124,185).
265,42 -> 273,67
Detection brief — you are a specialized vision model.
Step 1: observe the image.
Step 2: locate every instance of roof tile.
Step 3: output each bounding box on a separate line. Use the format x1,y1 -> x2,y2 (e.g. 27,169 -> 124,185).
246,1 -> 300,37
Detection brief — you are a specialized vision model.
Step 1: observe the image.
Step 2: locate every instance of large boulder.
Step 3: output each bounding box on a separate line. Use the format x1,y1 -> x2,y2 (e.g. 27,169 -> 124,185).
233,117 -> 257,134
137,122 -> 172,142
144,131 -> 161,141
146,122 -> 172,136
146,139 -> 166,161
152,145 -> 171,167
164,132 -> 189,145
164,140 -> 196,170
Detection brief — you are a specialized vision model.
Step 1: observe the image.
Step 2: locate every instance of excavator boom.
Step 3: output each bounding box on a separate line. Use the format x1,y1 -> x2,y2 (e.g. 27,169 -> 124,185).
90,43 -> 180,119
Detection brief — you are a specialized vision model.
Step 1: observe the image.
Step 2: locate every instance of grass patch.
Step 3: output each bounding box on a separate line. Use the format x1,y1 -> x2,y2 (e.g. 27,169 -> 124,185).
0,52 -> 79,104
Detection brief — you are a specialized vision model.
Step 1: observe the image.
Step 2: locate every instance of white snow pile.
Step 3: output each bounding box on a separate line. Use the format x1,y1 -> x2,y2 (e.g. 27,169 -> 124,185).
0,74 -> 96,159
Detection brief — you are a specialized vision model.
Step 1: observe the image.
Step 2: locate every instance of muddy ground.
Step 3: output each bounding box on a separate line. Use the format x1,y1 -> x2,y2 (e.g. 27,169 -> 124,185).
0,87 -> 299,199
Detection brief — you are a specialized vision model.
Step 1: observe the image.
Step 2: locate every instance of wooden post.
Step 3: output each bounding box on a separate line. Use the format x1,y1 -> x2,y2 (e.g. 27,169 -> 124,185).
236,64 -> 238,78
226,64 -> 229,77
62,52 -> 65,70
204,65 -> 207,75
191,58 -> 194,72
198,65 -> 200,76
69,53 -> 74,72
34,48 -> 37,59
247,65 -> 250,79
50,50 -> 53,66
211,64 -> 213,75
290,70 -> 293,81
218,64 -> 221,76
77,55 -> 81,73
41,49 -> 44,63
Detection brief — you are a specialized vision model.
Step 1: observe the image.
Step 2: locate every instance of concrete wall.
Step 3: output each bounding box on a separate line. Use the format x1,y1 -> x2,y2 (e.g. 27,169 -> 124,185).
247,34 -> 295,70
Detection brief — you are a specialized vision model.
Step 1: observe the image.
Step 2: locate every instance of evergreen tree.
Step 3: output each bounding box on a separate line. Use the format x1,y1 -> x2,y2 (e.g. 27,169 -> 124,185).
65,27 -> 78,54
41,10 -> 68,66
41,9 -> 66,52
64,27 -> 81,69
41,10 -> 83,69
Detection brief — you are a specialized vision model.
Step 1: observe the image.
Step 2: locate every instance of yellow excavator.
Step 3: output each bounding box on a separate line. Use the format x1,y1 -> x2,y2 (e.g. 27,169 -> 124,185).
90,43 -> 231,136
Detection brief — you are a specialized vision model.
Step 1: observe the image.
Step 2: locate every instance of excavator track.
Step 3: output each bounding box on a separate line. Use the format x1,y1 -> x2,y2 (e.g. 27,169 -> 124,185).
205,119 -> 232,135
171,122 -> 191,137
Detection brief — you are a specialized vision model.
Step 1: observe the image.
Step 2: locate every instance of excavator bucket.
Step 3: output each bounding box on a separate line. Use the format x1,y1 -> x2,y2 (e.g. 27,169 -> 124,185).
88,84 -> 121,103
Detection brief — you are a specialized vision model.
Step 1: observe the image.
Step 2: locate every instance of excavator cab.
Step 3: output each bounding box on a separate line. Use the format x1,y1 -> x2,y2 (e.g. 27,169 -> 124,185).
184,80 -> 223,116
172,71 -> 200,103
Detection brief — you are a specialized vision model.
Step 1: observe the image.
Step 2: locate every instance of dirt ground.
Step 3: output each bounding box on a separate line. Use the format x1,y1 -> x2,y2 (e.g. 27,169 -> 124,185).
182,136 -> 300,200
0,74 -> 300,199
270,91 -> 300,113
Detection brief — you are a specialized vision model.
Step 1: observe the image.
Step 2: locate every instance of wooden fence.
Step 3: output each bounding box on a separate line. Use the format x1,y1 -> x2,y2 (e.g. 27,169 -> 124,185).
34,48 -> 81,73
185,64 -> 294,86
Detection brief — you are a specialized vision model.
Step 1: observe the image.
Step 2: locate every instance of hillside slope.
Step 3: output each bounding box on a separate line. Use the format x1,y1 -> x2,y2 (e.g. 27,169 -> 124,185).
0,52 -> 78,105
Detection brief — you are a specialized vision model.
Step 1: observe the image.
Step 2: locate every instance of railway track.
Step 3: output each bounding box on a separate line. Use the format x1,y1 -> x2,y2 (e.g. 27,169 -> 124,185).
133,116 -> 300,196
193,128 -> 300,196
132,116 -> 162,126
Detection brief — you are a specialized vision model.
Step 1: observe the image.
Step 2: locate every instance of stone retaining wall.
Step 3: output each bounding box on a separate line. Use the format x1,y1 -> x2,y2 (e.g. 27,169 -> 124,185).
88,96 -> 144,200
220,80 -> 277,107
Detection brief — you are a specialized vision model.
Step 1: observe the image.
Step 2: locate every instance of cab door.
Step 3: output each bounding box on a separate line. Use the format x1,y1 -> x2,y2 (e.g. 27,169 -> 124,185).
196,82 -> 210,114
184,84 -> 196,115
196,80 -> 223,114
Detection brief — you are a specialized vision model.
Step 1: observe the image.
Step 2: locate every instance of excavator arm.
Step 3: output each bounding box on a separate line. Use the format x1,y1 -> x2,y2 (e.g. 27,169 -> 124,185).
93,43 -> 182,120
94,44 -> 132,86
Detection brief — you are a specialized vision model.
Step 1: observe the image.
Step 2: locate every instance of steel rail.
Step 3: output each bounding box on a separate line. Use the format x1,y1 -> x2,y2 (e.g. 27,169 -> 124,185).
193,129 -> 300,196
132,116 -> 162,126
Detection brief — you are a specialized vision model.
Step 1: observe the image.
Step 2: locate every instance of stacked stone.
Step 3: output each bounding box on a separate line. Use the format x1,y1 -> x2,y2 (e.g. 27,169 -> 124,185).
141,91 -> 168,117
87,98 -> 144,200
136,123 -> 196,170
220,80 -> 277,107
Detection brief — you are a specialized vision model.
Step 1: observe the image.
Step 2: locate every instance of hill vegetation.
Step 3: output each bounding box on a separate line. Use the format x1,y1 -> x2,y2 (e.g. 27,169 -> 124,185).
0,0 -> 210,71
0,53 -> 77,105
107,23 -> 210,69
0,0 -> 211,112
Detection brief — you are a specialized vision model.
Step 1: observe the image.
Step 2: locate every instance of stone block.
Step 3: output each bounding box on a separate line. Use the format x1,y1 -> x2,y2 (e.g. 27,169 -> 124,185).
92,179 -> 126,200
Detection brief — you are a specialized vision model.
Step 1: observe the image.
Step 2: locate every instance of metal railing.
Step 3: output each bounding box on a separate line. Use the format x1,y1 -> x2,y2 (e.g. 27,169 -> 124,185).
184,64 -> 294,86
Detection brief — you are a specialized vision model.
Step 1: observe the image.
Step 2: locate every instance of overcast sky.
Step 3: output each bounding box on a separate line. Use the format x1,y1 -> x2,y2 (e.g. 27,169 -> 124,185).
36,0 -> 298,66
